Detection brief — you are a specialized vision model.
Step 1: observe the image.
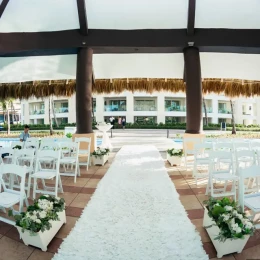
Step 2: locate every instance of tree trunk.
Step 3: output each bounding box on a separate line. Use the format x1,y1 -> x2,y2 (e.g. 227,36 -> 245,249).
51,96 -> 59,127
230,100 -> 236,135
11,101 -> 15,124
7,108 -> 10,135
203,97 -> 208,126
49,97 -> 54,135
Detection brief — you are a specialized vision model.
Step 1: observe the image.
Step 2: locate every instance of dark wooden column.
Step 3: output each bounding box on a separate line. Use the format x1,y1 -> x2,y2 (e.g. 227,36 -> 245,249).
76,47 -> 93,133
183,47 -> 202,134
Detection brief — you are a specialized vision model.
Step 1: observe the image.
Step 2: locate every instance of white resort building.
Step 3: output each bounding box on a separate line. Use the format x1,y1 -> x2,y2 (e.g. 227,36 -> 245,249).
21,92 -> 260,126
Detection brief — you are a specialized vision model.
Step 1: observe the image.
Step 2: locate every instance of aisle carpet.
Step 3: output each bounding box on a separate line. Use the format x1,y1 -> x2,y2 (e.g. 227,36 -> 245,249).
53,145 -> 208,260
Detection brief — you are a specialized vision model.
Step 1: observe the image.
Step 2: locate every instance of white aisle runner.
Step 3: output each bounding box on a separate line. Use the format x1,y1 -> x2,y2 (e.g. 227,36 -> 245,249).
53,145 -> 208,260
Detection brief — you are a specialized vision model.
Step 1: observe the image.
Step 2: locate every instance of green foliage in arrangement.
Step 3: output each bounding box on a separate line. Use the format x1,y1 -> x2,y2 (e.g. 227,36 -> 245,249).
10,195 -> 65,235
203,197 -> 255,242
91,147 -> 110,158
66,133 -> 73,138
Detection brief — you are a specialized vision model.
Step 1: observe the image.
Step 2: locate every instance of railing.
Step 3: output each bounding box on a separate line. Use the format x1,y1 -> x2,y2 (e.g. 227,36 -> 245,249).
104,105 -> 126,112
202,107 -> 213,113
218,109 -> 231,114
29,109 -> 45,115
55,107 -> 69,113
165,106 -> 186,112
134,105 -> 157,111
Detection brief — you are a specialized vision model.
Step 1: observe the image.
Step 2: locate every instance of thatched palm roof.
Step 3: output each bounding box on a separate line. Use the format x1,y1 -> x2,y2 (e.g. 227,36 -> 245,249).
0,78 -> 260,99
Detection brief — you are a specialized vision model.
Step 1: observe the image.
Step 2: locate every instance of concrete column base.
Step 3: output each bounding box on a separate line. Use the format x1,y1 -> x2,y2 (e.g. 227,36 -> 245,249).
183,133 -> 205,153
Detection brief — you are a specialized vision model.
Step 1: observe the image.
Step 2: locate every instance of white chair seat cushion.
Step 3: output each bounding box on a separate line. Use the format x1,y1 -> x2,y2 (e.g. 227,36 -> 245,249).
245,196 -> 260,210
31,171 -> 57,179
0,192 -> 20,207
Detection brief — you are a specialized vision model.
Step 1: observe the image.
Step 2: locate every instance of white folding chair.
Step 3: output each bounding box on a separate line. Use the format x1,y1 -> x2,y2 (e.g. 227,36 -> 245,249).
59,141 -> 80,183
56,138 -> 73,142
233,142 -> 250,151
24,138 -> 39,152
193,142 -> 213,184
239,165 -> 260,228
250,141 -> 260,153
214,142 -> 234,152
31,150 -> 63,199
206,151 -> 238,200
75,137 -> 91,171
0,164 -> 28,225
236,150 -> 255,171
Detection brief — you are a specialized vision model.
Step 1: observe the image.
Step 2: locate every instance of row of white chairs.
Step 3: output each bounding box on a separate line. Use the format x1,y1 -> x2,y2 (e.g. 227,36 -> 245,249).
0,137 -> 92,224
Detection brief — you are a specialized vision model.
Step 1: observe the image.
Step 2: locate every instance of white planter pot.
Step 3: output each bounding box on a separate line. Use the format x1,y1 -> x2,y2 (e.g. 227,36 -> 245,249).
167,153 -> 182,166
17,210 -> 66,251
92,154 -> 109,166
203,208 -> 249,258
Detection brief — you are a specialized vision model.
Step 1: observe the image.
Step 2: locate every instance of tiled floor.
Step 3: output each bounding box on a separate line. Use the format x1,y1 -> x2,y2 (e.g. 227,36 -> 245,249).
0,152 -> 259,260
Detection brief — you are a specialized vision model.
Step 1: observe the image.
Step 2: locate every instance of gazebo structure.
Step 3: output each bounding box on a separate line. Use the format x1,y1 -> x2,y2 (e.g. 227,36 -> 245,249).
0,0 -> 260,135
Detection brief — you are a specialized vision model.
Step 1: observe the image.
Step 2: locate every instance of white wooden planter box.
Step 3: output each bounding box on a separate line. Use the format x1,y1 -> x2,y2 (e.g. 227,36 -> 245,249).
203,207 -> 249,258
92,154 -> 109,166
17,210 -> 66,251
167,153 -> 182,166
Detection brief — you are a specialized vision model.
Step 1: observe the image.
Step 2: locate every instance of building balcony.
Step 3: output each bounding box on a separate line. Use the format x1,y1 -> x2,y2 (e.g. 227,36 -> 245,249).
29,109 -> 45,115
165,106 -> 186,112
134,105 -> 157,111
203,107 -> 213,113
218,109 -> 231,114
55,107 -> 69,113
104,105 -> 126,112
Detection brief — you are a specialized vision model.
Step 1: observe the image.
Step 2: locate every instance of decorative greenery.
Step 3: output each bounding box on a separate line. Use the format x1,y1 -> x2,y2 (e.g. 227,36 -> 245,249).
13,145 -> 22,150
167,148 -> 183,157
10,195 -> 65,235
66,133 -> 73,138
91,147 -> 110,158
204,197 -> 255,242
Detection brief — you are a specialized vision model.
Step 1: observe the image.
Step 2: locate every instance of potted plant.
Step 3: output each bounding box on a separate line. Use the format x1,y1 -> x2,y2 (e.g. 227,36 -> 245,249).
203,197 -> 255,258
91,147 -> 110,166
11,195 -> 66,251
166,148 -> 183,166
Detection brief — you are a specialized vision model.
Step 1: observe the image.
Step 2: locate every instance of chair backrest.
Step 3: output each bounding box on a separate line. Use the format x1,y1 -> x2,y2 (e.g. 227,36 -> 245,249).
11,141 -> 23,149
24,139 -> 39,150
0,164 -> 26,192
194,142 -> 213,159
35,150 -> 61,171
59,141 -> 79,158
217,138 -> 232,143
40,140 -> 60,151
233,142 -> 250,151
214,142 -> 234,151
74,137 -> 91,154
56,138 -> 73,143
15,149 -> 35,166
250,141 -> 260,151
209,150 -> 234,172
238,165 -> 260,210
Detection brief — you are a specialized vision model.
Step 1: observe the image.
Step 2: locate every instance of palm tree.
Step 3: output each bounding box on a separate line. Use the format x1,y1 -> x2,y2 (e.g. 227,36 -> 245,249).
230,99 -> 236,134
51,96 -> 59,127
49,97 -> 54,135
202,97 -> 208,126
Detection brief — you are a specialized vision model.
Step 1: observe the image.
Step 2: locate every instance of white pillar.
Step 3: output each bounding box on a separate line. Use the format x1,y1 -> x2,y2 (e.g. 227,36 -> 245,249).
234,100 -> 243,124
126,92 -> 134,123
95,95 -> 104,122
211,98 -> 219,124
44,98 -> 50,124
157,94 -> 165,124
68,94 -> 76,123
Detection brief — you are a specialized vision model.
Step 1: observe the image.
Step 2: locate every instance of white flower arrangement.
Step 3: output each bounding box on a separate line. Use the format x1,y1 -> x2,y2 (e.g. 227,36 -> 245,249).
204,197 -> 255,242
10,195 -> 65,235
167,148 -> 183,157
91,147 -> 110,158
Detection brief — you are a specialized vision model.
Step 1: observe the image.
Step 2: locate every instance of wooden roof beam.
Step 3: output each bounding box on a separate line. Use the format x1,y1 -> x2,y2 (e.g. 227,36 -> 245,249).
0,0 -> 9,19
187,0 -> 196,36
76,0 -> 88,35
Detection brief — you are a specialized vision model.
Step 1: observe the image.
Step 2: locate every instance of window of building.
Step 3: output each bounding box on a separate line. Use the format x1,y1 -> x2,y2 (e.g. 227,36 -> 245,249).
134,116 -> 156,124
134,100 -> 156,111
104,99 -> 126,111
165,117 -> 181,124
165,100 -> 181,111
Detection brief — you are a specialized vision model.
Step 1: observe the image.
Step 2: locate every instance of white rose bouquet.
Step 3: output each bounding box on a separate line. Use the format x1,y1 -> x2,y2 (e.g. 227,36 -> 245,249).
91,147 -> 110,158
10,195 -> 65,235
167,148 -> 183,157
204,197 -> 255,241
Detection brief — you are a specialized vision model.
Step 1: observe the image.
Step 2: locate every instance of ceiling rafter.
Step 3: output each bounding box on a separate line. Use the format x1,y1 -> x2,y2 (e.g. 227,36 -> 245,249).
76,0 -> 88,35
0,0 -> 9,19
1,29 -> 260,56
187,0 -> 196,36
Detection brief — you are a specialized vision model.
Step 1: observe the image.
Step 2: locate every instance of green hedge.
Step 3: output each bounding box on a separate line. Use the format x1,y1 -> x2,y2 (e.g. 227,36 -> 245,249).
3,122 -> 260,132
